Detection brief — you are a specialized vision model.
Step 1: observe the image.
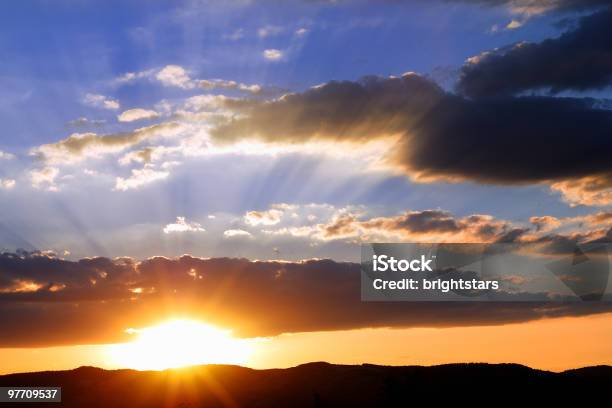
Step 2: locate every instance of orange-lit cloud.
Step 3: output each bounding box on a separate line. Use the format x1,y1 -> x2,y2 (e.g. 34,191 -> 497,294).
1,251 -> 611,348
551,176 -> 612,207
259,207 -> 525,243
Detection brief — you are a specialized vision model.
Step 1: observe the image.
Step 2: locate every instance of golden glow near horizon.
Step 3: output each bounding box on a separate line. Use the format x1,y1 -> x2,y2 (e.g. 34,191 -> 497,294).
1,313 -> 611,375
105,319 -> 253,370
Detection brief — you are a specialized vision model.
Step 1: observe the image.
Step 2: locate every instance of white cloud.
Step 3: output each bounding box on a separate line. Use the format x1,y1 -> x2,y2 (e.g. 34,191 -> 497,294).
295,27 -> 309,37
114,166 -> 169,191
258,25 -> 283,38
156,65 -> 194,89
0,150 -> 15,160
83,93 -> 120,110
0,179 -> 16,190
118,108 -> 160,122
263,49 -> 284,61
224,229 -> 252,238
30,167 -> 59,191
163,216 -> 205,234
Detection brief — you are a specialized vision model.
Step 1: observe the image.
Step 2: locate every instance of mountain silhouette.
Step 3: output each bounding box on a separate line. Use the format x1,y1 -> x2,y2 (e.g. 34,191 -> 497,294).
1,362 -> 610,407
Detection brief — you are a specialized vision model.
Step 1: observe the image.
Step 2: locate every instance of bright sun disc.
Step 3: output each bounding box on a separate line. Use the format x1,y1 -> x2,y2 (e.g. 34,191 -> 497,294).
106,319 -> 252,370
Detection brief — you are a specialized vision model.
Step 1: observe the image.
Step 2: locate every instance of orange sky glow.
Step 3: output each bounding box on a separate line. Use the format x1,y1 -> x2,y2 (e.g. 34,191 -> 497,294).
1,313 -> 611,374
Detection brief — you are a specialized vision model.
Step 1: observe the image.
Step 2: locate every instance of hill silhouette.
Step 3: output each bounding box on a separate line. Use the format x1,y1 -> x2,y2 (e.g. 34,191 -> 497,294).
1,362 -> 611,407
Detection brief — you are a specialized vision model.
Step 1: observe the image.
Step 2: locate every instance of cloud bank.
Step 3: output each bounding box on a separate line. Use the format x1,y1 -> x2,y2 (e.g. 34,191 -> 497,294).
1,252 -> 611,347
211,72 -> 612,205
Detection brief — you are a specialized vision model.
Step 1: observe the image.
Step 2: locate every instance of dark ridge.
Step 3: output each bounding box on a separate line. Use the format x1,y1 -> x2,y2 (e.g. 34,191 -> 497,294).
0,362 -> 609,407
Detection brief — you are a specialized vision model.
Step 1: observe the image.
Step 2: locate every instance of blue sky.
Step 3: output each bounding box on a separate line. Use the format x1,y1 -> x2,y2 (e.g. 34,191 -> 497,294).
0,0 -> 562,149
0,0 -> 610,261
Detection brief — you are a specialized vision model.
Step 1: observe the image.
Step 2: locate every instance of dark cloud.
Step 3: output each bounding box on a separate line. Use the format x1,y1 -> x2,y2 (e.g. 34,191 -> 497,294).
402,95 -> 612,184
530,216 -> 561,232
314,0 -> 611,11
211,73 -> 612,204
0,252 -> 610,347
457,8 -> 612,98
208,7 -> 612,206
325,210 -> 515,241
591,227 -> 612,243
494,227 -> 530,243
391,210 -> 461,233
448,0 -> 612,11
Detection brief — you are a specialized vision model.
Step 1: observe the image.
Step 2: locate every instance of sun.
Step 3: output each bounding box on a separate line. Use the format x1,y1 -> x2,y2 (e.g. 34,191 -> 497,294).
106,319 -> 253,370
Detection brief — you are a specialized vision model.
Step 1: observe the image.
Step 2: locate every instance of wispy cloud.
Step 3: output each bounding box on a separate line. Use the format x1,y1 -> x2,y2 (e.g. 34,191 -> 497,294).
223,28 -> 244,41
0,150 -> 15,160
258,25 -> 284,38
83,93 -> 120,110
115,65 -> 265,94
0,178 -> 16,190
66,117 -> 106,128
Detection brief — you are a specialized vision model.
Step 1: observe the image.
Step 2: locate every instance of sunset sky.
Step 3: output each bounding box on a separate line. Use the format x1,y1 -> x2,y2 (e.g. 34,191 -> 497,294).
1,0 -> 612,374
